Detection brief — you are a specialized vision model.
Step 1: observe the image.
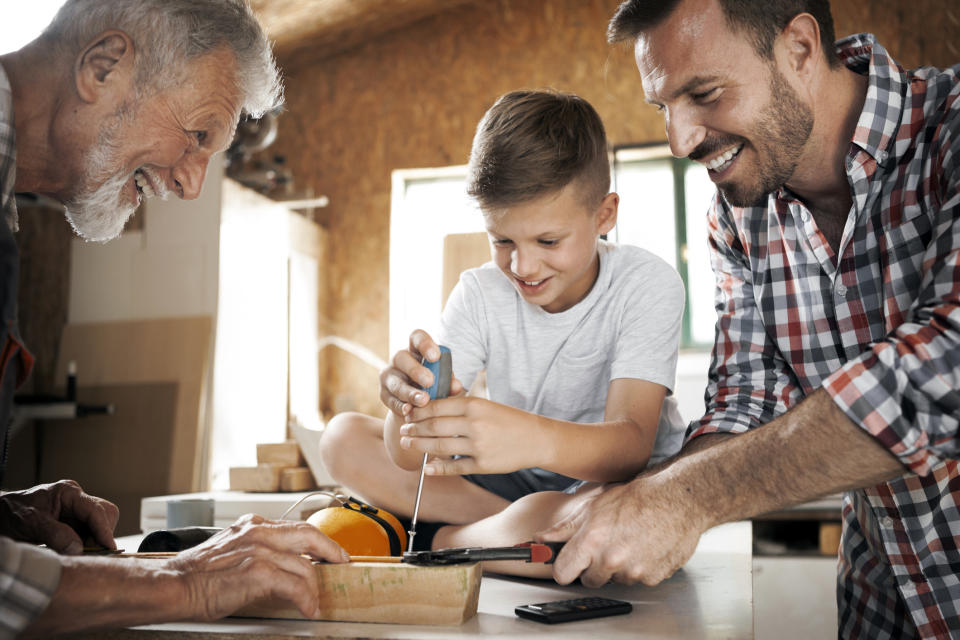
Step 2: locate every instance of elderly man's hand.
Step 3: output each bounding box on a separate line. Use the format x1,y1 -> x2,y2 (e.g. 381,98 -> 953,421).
0,479 -> 119,554
166,514 -> 350,620
535,475 -> 706,588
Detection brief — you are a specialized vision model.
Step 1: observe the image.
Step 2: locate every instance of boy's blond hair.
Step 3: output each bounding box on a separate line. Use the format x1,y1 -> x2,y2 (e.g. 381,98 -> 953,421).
467,89 -> 610,211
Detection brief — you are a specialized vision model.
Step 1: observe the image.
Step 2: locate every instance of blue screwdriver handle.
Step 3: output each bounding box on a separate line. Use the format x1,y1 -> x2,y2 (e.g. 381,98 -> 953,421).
422,345 -> 452,400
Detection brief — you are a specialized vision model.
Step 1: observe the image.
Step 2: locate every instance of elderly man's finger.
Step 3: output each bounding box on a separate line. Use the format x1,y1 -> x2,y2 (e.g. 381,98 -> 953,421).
38,516 -> 85,555
62,491 -> 119,550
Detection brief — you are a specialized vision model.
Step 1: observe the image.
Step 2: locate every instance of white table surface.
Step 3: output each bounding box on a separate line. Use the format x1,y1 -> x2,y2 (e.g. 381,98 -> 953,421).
98,520 -> 752,639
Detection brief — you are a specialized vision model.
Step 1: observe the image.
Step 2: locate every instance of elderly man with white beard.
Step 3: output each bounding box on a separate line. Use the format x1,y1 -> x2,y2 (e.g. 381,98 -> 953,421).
0,2 -> 349,636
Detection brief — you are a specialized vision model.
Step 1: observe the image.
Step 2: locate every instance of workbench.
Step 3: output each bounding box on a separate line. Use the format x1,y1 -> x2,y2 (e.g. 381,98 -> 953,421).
86,521 -> 752,639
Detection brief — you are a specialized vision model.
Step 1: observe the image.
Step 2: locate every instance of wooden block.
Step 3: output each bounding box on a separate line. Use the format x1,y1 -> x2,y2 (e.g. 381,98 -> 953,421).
256,440 -> 305,467
229,465 -> 282,492
236,560 -> 481,625
279,467 -> 316,492
819,522 -> 842,555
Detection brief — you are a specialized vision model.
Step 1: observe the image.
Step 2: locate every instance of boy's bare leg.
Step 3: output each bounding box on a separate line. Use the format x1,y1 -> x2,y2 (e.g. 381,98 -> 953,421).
432,483 -> 606,579
319,412 -> 510,524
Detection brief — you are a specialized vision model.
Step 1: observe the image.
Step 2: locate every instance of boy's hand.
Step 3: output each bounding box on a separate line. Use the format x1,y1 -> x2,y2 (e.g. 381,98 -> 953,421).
400,397 -> 544,475
379,329 -> 462,418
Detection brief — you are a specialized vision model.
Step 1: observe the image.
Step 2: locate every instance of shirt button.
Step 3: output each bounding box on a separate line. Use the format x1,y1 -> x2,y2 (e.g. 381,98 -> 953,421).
879,516 -> 893,528
800,209 -> 810,222
836,284 -> 848,298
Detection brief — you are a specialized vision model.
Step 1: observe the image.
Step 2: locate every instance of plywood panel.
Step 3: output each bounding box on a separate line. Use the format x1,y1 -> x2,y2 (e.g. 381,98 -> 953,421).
442,232 -> 490,307
56,317 -> 213,493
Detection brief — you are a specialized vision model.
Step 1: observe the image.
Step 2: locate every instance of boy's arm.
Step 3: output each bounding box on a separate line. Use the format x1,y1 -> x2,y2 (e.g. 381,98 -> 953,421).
402,377 -> 666,482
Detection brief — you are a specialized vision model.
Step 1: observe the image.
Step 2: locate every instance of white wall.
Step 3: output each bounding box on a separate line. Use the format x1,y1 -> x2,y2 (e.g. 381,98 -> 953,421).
207,181 -> 291,489
68,155 -> 224,323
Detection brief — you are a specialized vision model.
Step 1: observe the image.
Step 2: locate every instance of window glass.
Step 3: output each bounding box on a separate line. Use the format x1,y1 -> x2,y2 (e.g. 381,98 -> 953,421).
613,159 -> 677,269
684,163 -> 717,346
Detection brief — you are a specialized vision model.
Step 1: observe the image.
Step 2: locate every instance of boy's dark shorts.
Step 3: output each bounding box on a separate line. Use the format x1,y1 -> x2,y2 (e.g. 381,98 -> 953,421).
400,468 -> 583,551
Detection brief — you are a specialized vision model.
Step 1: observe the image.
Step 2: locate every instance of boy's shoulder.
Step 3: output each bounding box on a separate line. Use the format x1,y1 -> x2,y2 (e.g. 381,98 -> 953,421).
600,240 -> 680,281
598,241 -> 684,308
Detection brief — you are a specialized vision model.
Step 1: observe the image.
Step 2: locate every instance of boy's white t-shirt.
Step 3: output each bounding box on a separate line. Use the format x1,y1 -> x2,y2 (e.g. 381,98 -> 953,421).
438,239 -> 686,469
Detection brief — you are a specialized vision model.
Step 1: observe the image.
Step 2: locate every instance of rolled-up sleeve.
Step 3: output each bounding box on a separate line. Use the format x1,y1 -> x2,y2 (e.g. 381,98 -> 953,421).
686,196 -> 805,443
824,183 -> 960,476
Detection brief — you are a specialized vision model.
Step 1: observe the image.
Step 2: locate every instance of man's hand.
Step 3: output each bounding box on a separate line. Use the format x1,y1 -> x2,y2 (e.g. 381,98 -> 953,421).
401,397 -> 542,475
166,513 -> 350,620
378,329 -> 462,418
0,479 -> 119,554
536,475 -> 706,588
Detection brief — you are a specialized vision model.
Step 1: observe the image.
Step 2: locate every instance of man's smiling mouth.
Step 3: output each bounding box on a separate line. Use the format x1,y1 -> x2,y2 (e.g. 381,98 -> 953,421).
701,143 -> 744,172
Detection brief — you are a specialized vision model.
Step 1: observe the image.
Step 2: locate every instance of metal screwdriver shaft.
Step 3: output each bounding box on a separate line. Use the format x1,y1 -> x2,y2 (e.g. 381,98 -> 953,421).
407,346 -> 452,554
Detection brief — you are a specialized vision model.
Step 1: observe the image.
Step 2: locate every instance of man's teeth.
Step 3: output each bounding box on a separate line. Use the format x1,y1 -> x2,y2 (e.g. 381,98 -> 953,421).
521,279 -> 544,286
134,169 -> 155,198
704,144 -> 743,171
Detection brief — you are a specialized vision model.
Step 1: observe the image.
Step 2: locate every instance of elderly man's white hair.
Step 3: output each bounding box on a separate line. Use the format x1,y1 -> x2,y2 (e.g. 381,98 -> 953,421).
40,0 -> 283,118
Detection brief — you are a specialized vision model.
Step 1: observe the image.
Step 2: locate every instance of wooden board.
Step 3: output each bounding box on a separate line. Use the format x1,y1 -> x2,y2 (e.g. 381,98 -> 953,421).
236,561 -> 481,625
256,441 -> 304,467
56,317 -> 213,493
229,465 -> 283,492
441,232 -> 490,307
279,467 -> 315,492
37,383 -> 178,536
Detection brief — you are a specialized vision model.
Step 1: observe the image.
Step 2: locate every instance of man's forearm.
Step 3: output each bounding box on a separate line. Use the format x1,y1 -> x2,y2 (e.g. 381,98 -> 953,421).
663,388 -> 906,528
25,557 -> 187,637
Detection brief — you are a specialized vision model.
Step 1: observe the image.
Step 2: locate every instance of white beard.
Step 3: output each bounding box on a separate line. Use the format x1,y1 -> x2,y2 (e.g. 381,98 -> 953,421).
63,105 -> 139,242
63,170 -> 137,242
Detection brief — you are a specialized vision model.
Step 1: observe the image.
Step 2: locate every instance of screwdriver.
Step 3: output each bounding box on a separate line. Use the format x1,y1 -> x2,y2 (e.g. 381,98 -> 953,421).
407,345 -> 452,553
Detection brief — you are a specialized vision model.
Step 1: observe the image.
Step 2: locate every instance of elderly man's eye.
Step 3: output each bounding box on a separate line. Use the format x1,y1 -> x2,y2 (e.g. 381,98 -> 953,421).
193,131 -> 208,144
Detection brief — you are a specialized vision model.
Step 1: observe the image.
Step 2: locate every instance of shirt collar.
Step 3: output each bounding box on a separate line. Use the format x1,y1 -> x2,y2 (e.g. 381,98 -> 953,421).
836,33 -> 904,167
0,61 -> 18,233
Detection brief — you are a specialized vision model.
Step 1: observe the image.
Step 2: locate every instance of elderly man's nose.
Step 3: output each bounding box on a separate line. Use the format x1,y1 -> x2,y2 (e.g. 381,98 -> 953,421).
172,154 -> 209,200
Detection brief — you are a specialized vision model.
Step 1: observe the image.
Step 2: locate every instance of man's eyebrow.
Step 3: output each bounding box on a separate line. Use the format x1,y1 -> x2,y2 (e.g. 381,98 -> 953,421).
646,75 -> 724,105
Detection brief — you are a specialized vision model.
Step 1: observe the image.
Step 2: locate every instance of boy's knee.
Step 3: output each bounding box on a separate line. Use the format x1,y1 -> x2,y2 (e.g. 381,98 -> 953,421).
319,412 -> 368,474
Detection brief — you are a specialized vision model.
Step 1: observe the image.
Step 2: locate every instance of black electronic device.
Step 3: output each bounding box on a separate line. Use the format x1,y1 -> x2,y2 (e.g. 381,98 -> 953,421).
515,596 -> 632,624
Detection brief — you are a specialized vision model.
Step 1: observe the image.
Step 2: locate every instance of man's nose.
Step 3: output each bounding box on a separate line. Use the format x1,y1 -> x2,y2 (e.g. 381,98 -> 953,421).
171,152 -> 210,200
665,108 -> 706,159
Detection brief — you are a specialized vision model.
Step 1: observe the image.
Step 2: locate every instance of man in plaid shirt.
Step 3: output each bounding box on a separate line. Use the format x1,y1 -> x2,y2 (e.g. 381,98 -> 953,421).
539,0 -> 959,637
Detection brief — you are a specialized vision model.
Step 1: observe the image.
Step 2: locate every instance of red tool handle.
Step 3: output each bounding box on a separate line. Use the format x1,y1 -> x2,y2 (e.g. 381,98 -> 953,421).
514,541 -> 564,564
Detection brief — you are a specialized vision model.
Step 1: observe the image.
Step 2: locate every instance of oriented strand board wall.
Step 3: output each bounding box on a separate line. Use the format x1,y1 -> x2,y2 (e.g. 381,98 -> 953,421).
267,0 -> 959,418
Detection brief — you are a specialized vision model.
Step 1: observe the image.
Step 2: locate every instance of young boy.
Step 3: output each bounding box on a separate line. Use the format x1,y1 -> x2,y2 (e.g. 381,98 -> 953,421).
320,89 -> 685,578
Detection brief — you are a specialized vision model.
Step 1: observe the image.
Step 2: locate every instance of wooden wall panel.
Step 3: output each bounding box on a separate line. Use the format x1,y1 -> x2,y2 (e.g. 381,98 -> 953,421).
56,317 -> 213,494
262,0 -> 959,418
38,383 -> 178,536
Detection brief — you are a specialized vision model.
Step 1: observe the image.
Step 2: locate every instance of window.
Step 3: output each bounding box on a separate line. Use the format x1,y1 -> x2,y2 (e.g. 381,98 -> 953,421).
612,145 -> 716,348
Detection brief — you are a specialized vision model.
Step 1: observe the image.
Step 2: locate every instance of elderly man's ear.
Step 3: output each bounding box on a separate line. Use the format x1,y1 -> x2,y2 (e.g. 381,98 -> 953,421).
74,31 -> 135,104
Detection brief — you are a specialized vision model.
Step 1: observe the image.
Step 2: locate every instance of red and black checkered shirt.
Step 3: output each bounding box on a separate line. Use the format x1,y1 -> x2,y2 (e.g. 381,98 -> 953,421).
687,34 -> 960,639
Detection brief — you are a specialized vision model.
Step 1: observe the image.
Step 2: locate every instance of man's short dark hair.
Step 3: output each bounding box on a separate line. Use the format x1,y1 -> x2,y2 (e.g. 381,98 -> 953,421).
608,0 -> 840,68
467,89 -> 610,212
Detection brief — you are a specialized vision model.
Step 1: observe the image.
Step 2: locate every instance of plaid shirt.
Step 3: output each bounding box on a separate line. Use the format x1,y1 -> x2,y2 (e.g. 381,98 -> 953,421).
686,35 -> 960,639
0,63 -> 62,640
